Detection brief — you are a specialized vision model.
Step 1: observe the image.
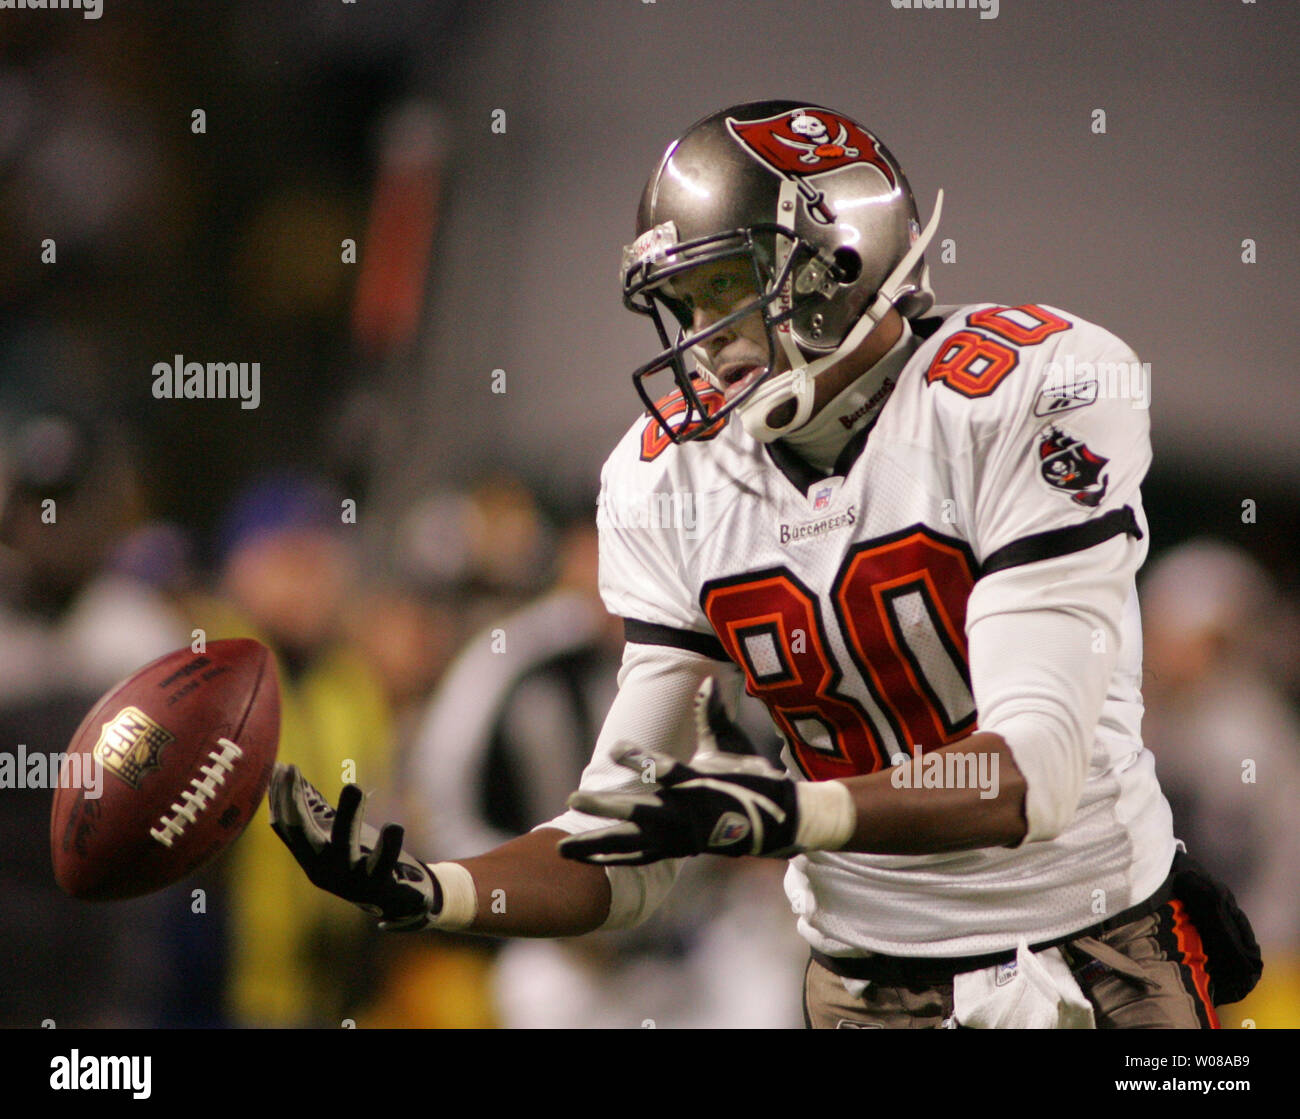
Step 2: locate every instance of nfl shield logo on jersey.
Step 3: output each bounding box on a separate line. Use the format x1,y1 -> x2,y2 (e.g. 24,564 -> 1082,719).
813,485 -> 833,511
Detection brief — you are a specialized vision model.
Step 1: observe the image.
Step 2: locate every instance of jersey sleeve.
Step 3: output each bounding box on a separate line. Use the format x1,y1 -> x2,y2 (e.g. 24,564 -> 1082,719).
596,425 -> 729,659
933,306 -> 1153,840
943,306 -> 1151,572
539,641 -> 745,928
967,532 -> 1145,841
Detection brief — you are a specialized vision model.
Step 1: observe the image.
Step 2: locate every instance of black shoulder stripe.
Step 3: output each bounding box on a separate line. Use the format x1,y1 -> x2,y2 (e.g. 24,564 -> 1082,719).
979,505 -> 1142,578
623,619 -> 730,662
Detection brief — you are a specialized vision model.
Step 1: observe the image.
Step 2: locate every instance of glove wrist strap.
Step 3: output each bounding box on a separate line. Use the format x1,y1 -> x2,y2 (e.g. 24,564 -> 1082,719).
794,781 -> 856,851
428,861 -> 478,930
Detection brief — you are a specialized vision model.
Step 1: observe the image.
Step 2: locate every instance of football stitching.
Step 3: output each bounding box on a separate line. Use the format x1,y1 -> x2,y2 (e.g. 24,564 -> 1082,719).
149,737 -> 244,848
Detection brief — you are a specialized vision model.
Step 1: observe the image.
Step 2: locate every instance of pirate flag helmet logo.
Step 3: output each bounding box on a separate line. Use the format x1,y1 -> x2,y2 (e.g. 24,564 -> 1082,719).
1038,425 -> 1110,507
727,107 -> 898,225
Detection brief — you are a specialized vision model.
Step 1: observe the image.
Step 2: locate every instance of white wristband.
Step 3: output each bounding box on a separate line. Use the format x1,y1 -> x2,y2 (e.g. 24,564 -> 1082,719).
428,861 -> 478,930
794,781 -> 856,851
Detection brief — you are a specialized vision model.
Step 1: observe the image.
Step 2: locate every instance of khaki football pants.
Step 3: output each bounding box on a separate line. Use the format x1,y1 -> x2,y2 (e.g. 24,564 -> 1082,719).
804,901 -> 1219,1029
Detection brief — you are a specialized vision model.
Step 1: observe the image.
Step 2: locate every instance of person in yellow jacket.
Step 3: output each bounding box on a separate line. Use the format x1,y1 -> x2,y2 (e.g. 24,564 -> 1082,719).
196,474 -> 396,1027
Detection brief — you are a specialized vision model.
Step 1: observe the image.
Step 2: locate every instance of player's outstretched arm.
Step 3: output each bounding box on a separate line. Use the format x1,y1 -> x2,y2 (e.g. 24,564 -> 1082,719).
453,827 -> 612,937
269,764 -> 612,938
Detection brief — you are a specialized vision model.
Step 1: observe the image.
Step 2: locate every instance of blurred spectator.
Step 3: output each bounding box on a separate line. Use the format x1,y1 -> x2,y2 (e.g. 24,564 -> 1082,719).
1141,539 -> 1300,1027
408,518 -> 620,860
0,413 -> 185,700
0,411 -> 193,1026
491,860 -> 804,1029
391,474 -> 556,635
190,471 -> 398,1027
341,581 -> 459,745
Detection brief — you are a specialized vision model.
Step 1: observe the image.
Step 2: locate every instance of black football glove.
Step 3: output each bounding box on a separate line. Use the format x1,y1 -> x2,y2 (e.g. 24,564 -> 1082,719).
268,763 -> 441,931
558,678 -> 800,866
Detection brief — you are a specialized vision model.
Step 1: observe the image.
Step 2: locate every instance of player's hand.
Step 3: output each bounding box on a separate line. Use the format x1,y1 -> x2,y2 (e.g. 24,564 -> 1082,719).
558,678 -> 800,865
268,763 -> 441,931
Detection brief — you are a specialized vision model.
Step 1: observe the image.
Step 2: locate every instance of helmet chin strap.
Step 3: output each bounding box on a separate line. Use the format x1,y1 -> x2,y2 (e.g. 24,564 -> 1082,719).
738,189 -> 944,445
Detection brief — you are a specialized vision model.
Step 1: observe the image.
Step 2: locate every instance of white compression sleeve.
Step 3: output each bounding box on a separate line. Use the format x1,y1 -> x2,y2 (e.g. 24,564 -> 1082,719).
538,639 -> 741,928
967,534 -> 1140,843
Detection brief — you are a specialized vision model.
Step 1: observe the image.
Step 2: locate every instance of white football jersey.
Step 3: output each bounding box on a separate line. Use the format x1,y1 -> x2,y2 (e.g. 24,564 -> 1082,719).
575,302 -> 1176,958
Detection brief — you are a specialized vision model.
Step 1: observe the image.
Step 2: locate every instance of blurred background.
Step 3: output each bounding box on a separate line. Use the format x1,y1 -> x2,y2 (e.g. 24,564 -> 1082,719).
0,0 -> 1295,1027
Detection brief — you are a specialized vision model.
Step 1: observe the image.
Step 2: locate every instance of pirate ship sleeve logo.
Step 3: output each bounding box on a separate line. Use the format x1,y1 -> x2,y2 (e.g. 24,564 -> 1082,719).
726,108 -> 897,225
1037,425 -> 1110,507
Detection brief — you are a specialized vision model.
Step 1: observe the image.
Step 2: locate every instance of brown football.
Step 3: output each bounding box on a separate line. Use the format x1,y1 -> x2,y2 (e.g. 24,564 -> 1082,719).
50,638 -> 280,900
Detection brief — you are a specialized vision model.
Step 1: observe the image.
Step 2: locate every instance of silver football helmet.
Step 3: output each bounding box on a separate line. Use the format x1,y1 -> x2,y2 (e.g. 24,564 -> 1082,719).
623,100 -> 943,444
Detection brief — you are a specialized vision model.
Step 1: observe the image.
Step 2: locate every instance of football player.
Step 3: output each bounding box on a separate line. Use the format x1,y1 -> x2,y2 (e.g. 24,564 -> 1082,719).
271,101 -> 1258,1028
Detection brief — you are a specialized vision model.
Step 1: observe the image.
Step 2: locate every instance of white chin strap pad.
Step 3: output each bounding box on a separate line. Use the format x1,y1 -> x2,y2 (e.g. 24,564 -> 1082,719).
739,364 -> 818,443
737,188 -> 944,445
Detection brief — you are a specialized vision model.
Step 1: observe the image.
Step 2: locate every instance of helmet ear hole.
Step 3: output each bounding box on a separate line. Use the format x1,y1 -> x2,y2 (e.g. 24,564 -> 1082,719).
832,247 -> 862,285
